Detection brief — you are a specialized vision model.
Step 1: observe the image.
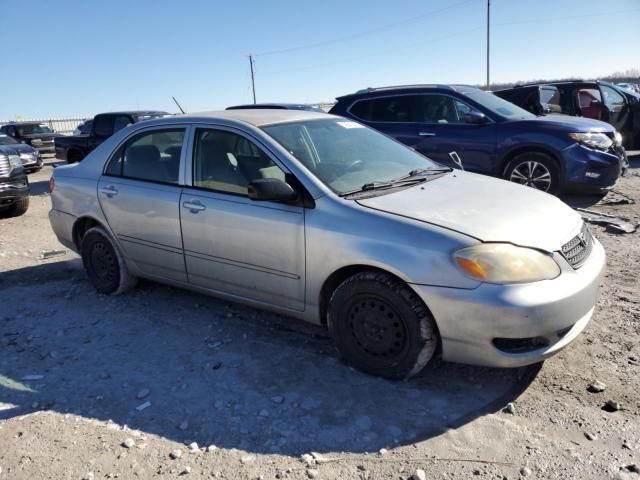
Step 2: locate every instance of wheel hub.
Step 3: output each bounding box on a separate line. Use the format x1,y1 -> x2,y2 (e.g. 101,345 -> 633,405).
348,297 -> 406,357
509,160 -> 552,191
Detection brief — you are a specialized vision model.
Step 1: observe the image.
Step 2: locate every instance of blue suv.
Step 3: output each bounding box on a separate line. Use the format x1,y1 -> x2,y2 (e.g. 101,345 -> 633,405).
329,85 -> 627,194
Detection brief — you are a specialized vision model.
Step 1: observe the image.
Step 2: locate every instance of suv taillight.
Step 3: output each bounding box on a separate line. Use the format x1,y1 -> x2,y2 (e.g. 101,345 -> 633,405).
49,176 -> 55,193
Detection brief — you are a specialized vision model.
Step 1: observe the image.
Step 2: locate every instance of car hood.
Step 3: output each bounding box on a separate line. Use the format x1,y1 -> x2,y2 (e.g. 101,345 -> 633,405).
4,144 -> 38,154
513,114 -> 615,133
356,171 -> 582,252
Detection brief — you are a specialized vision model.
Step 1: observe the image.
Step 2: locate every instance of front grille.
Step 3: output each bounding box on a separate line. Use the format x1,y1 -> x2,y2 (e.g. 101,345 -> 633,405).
561,223 -> 593,269
0,157 -> 10,176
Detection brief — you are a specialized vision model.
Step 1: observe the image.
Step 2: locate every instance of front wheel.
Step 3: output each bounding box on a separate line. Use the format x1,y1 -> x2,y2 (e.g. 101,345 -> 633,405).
504,152 -> 560,194
327,271 -> 439,379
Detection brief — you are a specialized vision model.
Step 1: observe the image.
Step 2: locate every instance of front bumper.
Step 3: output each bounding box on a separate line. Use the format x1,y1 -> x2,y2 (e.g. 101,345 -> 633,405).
0,176 -> 29,209
411,237 -> 606,368
561,143 -> 626,192
20,154 -> 43,170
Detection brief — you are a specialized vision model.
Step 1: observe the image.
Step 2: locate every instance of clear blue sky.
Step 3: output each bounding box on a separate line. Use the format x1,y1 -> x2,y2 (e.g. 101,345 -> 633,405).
2,0 -> 638,119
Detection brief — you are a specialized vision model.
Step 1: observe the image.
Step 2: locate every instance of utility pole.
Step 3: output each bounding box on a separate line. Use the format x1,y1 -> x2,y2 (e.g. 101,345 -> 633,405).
249,55 -> 257,104
486,0 -> 490,89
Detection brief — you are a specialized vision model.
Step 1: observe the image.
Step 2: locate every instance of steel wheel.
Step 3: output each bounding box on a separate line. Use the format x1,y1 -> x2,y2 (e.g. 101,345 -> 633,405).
509,160 -> 552,191
348,295 -> 408,360
89,241 -> 118,285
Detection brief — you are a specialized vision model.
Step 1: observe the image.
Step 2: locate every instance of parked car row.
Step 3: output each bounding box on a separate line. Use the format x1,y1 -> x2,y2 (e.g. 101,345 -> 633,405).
494,80 -> 640,149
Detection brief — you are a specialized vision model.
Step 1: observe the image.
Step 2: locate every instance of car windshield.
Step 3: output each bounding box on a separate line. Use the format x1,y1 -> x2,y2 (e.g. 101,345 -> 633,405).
263,118 -> 441,195
460,88 -> 535,119
16,123 -> 54,135
0,134 -> 19,145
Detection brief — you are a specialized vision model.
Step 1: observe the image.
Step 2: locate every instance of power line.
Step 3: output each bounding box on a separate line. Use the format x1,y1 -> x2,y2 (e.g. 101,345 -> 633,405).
253,0 -> 476,57
257,7 -> 640,79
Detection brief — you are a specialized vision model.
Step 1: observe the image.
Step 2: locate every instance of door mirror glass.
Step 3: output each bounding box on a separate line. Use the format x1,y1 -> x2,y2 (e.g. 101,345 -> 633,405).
248,178 -> 297,202
462,110 -> 488,124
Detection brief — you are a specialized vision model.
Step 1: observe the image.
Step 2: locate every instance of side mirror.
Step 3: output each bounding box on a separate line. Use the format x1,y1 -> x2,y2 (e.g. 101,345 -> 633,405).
590,99 -> 602,108
248,178 -> 298,202
462,110 -> 488,125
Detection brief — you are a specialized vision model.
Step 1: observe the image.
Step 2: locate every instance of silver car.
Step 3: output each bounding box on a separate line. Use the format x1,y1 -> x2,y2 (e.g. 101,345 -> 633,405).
48,110 -> 605,379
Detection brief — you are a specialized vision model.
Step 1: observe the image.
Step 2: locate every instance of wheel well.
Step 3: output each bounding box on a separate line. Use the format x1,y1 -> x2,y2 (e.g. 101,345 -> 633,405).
499,147 -> 561,177
318,265 -> 408,326
72,217 -> 102,250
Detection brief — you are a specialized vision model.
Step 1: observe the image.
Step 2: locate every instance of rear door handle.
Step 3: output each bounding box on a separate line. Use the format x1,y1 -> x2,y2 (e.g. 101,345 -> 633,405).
100,185 -> 118,197
418,132 -> 436,137
182,200 -> 206,213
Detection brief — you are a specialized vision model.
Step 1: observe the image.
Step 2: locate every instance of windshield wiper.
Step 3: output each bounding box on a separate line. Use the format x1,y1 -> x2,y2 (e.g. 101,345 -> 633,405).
341,167 -> 452,197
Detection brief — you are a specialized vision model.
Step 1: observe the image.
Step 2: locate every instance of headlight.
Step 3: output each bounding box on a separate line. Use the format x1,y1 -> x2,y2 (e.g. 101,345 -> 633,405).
453,243 -> 560,284
614,131 -> 623,146
8,155 -> 23,171
569,132 -> 613,151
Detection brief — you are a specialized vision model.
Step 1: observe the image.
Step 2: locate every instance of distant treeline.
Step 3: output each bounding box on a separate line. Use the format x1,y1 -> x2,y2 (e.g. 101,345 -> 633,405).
484,68 -> 640,91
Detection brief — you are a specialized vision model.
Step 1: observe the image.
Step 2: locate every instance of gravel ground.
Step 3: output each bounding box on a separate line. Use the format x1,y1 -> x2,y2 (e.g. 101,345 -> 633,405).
0,155 -> 638,480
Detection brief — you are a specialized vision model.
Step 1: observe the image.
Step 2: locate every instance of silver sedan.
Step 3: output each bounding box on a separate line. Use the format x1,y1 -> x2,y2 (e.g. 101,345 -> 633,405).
48,110 -> 605,378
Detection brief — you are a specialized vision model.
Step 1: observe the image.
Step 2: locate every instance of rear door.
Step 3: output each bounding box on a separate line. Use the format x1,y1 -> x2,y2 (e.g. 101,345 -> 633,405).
179,126 -> 305,311
97,126 -> 187,281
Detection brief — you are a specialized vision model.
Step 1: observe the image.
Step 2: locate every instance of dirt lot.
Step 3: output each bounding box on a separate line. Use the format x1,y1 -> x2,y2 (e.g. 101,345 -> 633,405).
1,155 -> 639,480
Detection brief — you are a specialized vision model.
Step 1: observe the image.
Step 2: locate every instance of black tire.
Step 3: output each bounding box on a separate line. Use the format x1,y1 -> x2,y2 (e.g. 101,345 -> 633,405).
504,152 -> 560,195
3,197 -> 30,218
327,271 -> 439,379
81,226 -> 137,295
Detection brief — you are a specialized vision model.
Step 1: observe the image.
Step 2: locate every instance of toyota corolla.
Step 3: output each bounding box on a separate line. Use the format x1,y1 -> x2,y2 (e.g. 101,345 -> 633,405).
48,110 -> 605,379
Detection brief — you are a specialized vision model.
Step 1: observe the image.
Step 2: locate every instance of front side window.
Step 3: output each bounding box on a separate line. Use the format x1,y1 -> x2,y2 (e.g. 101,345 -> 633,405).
105,129 -> 184,184
601,85 -> 625,112
193,129 -> 285,195
94,115 -> 115,137
113,115 -> 132,134
457,87 -> 534,120
264,118 -> 439,195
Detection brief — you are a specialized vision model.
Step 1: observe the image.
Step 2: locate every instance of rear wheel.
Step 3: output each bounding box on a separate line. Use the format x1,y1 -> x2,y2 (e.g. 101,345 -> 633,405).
504,152 -> 560,194
81,226 -> 137,295
327,271 -> 439,379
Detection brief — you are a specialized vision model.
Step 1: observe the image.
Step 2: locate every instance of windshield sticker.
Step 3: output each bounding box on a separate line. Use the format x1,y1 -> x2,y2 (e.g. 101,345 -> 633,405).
337,121 -> 365,129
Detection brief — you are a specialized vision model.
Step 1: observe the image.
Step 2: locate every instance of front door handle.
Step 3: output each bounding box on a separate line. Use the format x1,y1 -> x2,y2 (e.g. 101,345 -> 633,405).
418,132 -> 436,137
182,200 -> 206,213
100,185 -> 118,197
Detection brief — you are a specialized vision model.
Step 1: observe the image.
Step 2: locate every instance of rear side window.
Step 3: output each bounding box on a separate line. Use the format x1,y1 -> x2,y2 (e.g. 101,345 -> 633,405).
104,129 -> 185,184
350,96 -> 421,122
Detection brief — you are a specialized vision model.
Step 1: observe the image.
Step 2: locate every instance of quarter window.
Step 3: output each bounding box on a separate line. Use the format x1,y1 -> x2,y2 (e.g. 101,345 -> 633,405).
105,129 -> 184,184
193,129 -> 285,195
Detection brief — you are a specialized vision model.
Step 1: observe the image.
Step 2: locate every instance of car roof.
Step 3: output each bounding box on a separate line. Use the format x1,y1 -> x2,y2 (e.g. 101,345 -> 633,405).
1,121 -> 50,126
335,84 -> 479,100
94,110 -> 169,116
155,109 -> 333,127
226,103 -> 323,111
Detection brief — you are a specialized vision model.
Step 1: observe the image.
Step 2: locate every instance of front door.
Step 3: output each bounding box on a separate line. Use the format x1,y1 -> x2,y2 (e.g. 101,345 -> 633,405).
410,94 -> 497,174
599,84 -> 629,133
180,127 -> 305,311
97,127 -> 187,281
